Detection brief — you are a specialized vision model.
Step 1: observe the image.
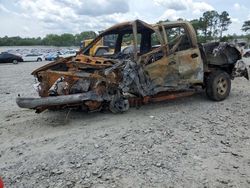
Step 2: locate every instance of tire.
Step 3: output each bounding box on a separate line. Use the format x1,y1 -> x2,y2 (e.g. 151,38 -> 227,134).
205,70 -> 231,101
12,59 -> 18,64
37,58 -> 42,62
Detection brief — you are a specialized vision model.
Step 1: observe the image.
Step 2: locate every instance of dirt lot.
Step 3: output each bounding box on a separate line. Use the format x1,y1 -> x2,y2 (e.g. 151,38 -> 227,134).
0,61 -> 250,188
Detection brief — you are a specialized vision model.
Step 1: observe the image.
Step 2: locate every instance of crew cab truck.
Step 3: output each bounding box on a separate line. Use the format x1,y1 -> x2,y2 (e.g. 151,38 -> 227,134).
16,20 -> 249,113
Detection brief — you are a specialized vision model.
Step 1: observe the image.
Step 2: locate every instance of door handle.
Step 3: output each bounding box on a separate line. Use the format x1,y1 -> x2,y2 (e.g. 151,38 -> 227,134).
191,53 -> 198,59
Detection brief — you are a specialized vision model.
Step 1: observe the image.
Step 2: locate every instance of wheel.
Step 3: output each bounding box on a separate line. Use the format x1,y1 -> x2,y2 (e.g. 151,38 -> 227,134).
37,58 -> 42,62
12,59 -> 18,64
205,70 -> 231,101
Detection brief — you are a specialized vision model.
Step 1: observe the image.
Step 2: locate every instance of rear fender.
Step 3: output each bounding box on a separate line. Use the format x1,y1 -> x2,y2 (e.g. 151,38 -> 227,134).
232,60 -> 250,80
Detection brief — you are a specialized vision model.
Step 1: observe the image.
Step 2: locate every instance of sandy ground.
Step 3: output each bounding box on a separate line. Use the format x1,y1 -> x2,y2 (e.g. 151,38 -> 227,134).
0,61 -> 250,188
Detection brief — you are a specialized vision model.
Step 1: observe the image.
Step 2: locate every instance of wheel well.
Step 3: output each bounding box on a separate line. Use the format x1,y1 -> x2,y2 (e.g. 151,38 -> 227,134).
204,64 -> 234,89
200,42 -> 241,77
207,64 -> 235,76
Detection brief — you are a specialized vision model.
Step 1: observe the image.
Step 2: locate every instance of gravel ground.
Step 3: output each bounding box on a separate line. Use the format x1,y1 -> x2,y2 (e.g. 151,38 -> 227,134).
0,61 -> 250,188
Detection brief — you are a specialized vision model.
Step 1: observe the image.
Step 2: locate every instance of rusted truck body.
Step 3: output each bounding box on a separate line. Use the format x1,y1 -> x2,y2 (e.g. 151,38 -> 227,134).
16,20 -> 249,113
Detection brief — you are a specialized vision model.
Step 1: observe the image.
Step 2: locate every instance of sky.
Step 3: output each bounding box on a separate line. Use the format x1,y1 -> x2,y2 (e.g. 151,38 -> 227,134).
0,0 -> 249,37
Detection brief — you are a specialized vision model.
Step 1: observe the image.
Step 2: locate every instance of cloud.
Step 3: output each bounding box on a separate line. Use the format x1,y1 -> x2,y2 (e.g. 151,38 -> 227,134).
153,0 -> 187,11
155,0 -> 214,21
153,0 -> 213,13
233,3 -> 246,11
17,0 -> 129,19
231,17 -> 240,23
0,0 -> 247,37
22,26 -> 30,32
227,16 -> 243,35
191,1 -> 214,15
14,0 -> 131,34
159,9 -> 179,21
0,3 -> 21,16
233,3 -> 241,10
0,4 -> 11,13
74,0 -> 129,16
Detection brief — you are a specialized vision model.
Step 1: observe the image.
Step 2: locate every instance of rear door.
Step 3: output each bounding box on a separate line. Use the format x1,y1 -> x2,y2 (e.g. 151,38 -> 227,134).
144,31 -> 180,89
164,25 -> 203,86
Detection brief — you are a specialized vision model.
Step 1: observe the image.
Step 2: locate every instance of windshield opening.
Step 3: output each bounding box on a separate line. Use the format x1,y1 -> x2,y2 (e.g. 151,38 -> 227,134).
81,22 -> 160,60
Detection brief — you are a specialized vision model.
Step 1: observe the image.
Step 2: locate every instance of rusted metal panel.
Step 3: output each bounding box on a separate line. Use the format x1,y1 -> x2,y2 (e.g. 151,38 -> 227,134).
177,48 -> 203,84
145,56 -> 178,87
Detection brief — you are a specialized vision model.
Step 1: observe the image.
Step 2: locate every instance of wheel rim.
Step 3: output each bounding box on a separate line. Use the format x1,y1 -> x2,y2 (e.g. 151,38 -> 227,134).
13,60 -> 17,64
217,77 -> 228,95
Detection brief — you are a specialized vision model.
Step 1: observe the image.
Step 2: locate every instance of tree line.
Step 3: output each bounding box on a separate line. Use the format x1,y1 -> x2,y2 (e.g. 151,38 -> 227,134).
0,31 -> 97,46
189,11 -> 249,43
1,10 -> 250,46
189,11 -> 231,42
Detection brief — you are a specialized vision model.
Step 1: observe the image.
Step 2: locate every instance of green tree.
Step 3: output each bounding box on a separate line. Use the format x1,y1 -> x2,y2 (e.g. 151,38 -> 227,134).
190,19 -> 207,43
75,31 -> 97,46
218,11 -> 232,40
59,33 -> 75,46
190,19 -> 200,34
43,34 -> 61,46
220,35 -> 234,42
242,20 -> 250,33
192,10 -> 229,42
190,19 -> 206,34
203,10 -> 219,40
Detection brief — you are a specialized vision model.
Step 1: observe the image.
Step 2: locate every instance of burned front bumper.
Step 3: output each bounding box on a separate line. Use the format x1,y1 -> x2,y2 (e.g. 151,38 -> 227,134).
16,91 -> 109,110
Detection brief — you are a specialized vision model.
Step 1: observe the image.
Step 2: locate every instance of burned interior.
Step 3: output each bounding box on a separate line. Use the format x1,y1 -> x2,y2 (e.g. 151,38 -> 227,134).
16,20 -> 249,113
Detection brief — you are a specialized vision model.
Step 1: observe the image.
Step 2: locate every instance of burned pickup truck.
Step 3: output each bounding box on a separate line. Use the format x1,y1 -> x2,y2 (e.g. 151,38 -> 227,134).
16,20 -> 249,113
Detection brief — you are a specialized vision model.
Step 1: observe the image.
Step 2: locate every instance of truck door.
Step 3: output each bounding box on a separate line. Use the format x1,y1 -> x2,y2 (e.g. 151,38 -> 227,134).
164,25 -> 204,86
144,31 -> 180,89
